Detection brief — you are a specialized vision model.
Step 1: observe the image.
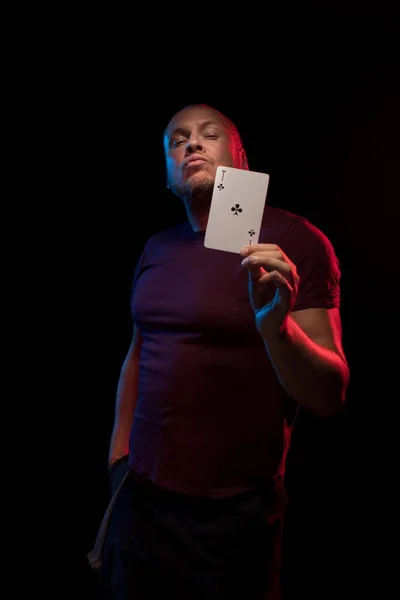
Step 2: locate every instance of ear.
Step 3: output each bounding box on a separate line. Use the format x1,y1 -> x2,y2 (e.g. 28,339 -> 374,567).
239,148 -> 249,170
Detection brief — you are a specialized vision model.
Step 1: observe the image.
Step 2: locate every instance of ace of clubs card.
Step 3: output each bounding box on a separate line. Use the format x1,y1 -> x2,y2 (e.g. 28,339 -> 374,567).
204,166 -> 270,254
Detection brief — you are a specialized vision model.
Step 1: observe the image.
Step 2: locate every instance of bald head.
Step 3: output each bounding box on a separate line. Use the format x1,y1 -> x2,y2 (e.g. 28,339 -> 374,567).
163,104 -> 249,205
163,104 -> 245,159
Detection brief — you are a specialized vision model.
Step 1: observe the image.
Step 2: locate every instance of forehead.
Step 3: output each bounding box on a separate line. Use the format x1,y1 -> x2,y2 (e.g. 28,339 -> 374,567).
164,106 -> 231,139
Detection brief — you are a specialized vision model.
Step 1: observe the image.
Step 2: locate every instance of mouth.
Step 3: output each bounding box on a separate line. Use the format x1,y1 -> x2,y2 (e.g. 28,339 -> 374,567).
184,155 -> 208,168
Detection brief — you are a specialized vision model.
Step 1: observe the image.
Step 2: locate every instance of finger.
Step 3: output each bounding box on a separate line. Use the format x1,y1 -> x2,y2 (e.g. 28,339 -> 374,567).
242,254 -> 293,281
240,244 -> 280,257
269,270 -> 294,292
245,263 -> 265,282
270,270 -> 295,309
242,250 -> 284,262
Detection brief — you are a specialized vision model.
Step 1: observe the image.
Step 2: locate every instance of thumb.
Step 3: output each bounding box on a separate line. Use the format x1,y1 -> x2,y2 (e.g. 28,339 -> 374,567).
242,259 -> 264,282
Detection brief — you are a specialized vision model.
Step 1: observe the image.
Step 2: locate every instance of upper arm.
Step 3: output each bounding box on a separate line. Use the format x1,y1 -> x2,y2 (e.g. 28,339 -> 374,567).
290,307 -> 347,364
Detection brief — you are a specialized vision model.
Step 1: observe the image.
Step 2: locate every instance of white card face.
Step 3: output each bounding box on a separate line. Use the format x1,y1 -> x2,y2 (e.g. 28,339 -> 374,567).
204,166 -> 270,254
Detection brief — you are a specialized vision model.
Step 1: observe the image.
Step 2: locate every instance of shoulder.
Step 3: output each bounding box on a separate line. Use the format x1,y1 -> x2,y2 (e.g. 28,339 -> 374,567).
135,222 -> 194,261
144,221 -> 191,248
262,205 -> 307,231
262,206 -> 338,263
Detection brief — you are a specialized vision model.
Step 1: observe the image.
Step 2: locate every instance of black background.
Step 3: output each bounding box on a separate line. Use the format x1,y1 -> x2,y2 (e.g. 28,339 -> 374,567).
28,9 -> 399,599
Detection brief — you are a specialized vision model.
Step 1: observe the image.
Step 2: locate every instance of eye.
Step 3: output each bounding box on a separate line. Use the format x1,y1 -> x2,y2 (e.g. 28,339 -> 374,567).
203,130 -> 219,139
172,139 -> 186,148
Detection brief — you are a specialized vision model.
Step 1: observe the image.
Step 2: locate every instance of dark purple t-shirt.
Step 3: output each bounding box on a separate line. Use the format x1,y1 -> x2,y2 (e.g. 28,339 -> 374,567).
129,206 -> 341,498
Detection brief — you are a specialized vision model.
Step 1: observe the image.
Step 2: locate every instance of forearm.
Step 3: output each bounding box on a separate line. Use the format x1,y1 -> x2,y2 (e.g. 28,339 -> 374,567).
108,360 -> 139,467
262,315 -> 349,416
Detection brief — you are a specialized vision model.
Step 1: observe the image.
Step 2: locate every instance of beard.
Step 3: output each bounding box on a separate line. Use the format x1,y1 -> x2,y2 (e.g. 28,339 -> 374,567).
170,173 -> 214,211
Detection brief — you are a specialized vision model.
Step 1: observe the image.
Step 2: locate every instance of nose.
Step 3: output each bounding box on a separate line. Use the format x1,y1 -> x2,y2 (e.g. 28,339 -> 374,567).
185,137 -> 204,154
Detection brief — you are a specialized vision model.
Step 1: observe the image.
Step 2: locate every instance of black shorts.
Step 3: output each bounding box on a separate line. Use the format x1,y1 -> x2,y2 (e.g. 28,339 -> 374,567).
99,470 -> 286,600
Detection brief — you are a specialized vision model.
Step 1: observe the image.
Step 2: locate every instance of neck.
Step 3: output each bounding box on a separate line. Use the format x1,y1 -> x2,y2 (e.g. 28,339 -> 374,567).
182,188 -> 212,232
186,209 -> 209,232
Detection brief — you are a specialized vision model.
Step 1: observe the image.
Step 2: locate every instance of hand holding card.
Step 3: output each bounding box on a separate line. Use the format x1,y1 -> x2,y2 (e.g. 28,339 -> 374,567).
204,166 -> 270,254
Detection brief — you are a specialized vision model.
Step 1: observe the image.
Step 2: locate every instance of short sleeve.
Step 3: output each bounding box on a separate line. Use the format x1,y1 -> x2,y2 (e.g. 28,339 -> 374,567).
279,219 -> 341,311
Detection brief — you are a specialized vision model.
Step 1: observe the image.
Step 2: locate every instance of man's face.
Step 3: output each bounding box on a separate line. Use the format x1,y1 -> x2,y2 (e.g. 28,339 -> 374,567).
163,105 -> 246,200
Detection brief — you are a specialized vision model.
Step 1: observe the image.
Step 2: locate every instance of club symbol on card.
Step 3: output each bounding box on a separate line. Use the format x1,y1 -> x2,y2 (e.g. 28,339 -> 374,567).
248,229 -> 255,244
231,204 -> 243,215
218,183 -> 224,190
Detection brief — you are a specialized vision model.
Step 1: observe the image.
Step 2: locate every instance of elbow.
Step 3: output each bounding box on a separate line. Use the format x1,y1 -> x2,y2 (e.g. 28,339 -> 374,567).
304,359 -> 349,417
315,368 -> 350,417
316,395 -> 346,418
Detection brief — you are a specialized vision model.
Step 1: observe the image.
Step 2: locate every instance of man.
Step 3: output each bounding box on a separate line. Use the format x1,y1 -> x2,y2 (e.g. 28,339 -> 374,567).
93,103 -> 350,599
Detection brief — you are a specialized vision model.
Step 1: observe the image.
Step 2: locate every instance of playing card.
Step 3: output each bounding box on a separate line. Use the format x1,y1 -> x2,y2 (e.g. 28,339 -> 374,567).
204,166 -> 270,254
